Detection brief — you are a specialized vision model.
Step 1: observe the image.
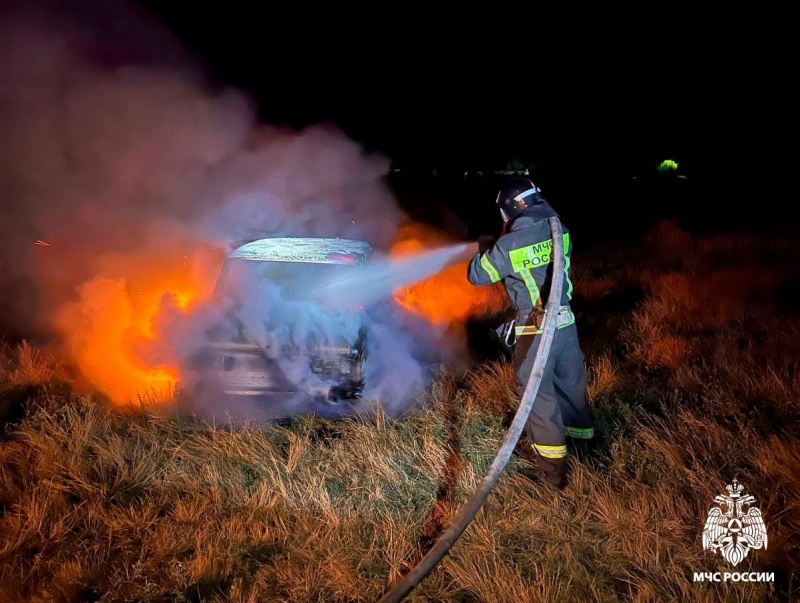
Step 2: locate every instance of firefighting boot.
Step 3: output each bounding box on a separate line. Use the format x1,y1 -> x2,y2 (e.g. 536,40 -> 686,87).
518,457 -> 567,491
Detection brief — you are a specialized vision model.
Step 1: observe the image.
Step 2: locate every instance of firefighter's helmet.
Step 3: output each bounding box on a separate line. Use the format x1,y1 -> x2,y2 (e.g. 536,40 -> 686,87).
495,176 -> 544,223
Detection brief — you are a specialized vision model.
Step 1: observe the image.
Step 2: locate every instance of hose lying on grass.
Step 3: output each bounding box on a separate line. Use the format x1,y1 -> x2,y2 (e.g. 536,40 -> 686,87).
377,216 -> 566,603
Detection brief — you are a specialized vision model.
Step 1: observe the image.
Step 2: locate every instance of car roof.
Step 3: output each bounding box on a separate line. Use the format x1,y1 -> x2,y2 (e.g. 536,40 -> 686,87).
227,237 -> 372,265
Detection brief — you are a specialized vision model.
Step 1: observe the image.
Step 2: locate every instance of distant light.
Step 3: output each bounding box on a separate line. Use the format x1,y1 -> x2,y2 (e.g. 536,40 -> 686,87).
657,159 -> 679,173
35,240 -> 51,246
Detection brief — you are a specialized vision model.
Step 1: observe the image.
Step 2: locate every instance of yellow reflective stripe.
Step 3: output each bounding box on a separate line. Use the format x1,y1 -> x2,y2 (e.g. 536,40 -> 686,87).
514,308 -> 575,336
562,233 -> 572,300
480,254 -> 501,283
564,249 -> 573,300
519,268 -> 540,306
565,426 -> 594,439
533,443 -> 568,459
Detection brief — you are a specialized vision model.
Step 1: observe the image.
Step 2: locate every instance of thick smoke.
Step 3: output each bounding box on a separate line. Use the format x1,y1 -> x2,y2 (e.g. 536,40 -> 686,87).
0,0 -> 472,421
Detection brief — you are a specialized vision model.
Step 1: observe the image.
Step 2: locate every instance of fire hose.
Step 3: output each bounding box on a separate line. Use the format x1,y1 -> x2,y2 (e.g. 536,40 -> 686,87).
377,216 -> 566,603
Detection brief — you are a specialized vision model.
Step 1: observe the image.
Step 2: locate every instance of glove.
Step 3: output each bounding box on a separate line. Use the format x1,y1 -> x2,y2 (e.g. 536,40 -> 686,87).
478,234 -> 497,254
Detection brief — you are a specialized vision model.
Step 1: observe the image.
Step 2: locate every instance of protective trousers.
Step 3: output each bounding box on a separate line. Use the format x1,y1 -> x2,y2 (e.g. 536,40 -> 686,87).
513,322 -> 594,487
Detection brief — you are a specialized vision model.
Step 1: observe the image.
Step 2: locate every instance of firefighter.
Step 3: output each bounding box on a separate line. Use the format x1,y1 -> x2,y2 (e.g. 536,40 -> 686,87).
467,176 -> 595,490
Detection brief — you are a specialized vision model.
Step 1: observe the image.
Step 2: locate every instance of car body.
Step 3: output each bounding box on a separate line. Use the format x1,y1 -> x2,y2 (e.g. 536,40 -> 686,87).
179,237 -> 373,421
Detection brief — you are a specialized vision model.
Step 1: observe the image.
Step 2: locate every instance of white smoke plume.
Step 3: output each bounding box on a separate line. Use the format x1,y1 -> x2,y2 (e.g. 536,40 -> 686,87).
0,0 -> 472,421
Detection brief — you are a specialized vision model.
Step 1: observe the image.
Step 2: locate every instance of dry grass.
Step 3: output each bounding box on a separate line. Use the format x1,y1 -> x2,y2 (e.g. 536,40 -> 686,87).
0,340 -> 59,387
1,220 -> 799,602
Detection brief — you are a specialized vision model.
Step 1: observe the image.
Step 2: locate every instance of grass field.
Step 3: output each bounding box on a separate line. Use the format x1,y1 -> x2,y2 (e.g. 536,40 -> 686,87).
1,220 -> 798,602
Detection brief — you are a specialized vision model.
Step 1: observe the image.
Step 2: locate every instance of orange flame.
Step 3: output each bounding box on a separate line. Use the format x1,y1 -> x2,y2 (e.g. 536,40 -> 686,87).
390,223 -> 507,326
54,223 -> 504,406
55,244 -> 225,406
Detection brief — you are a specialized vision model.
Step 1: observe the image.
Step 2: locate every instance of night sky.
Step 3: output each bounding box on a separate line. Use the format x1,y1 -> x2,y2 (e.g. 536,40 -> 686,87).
137,3 -> 790,233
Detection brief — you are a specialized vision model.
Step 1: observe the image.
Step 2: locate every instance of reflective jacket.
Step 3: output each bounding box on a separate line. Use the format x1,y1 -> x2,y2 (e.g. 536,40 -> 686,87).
467,202 -> 574,320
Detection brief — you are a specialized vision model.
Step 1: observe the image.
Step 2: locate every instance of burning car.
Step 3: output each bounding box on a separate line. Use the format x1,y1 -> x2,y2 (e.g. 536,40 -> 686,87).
179,237 -> 375,420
